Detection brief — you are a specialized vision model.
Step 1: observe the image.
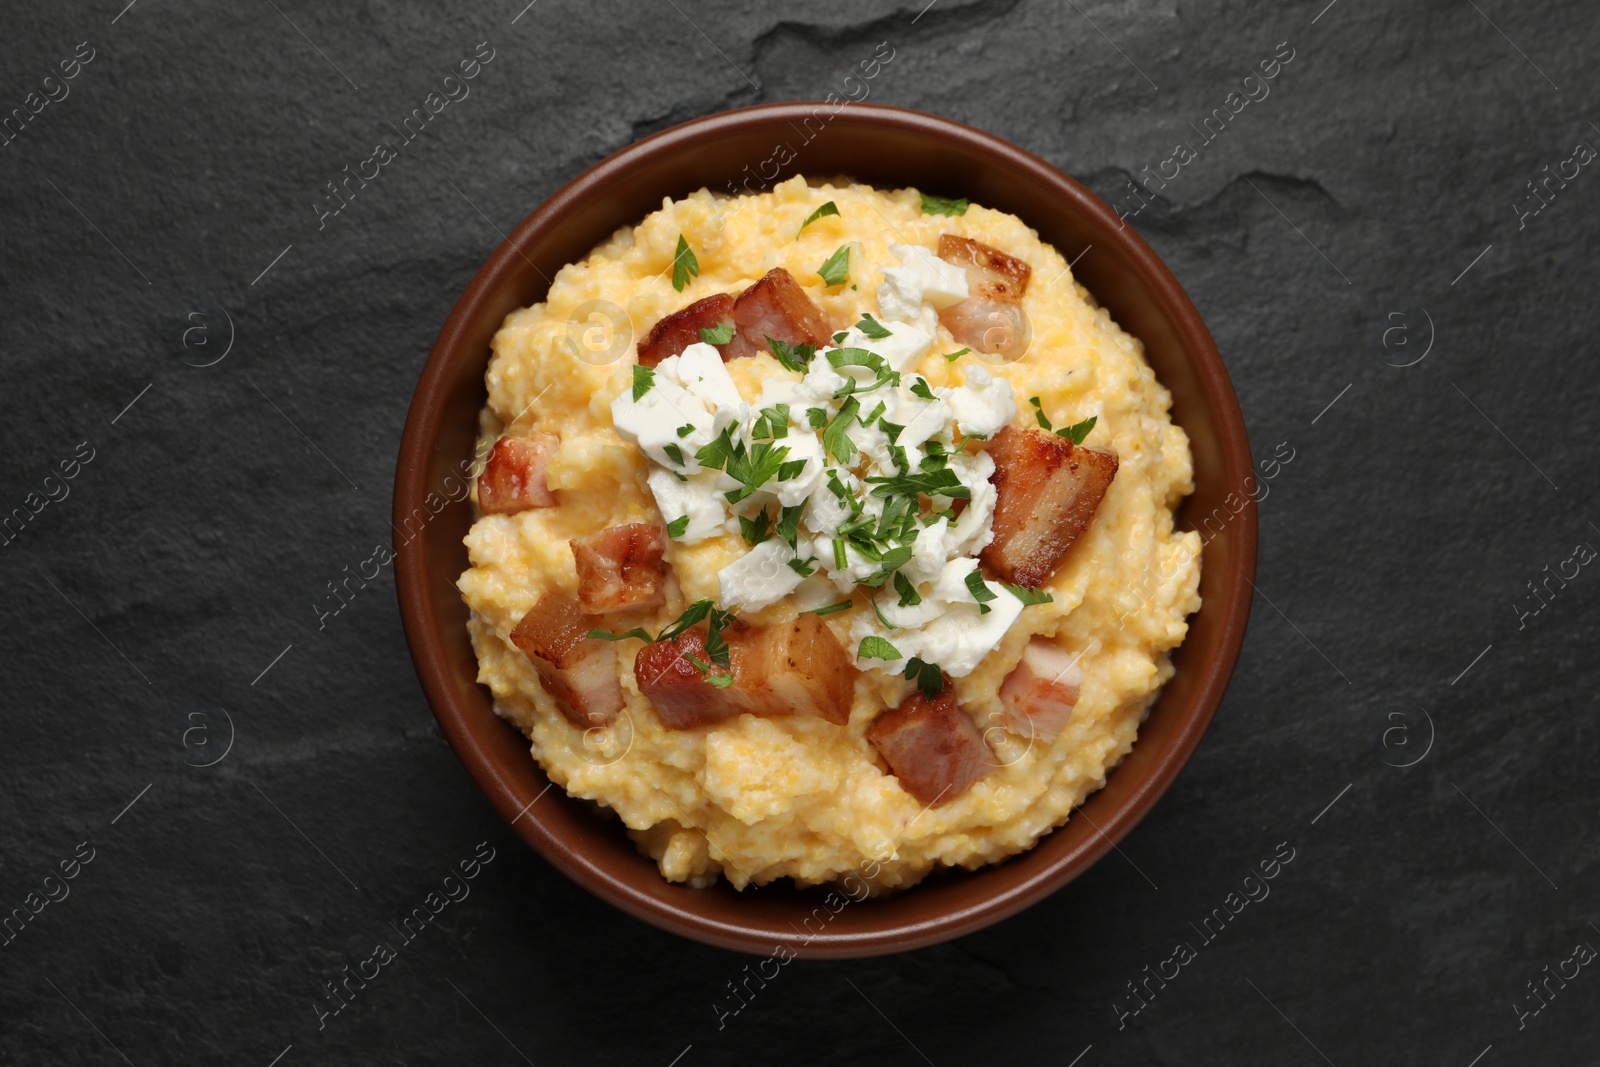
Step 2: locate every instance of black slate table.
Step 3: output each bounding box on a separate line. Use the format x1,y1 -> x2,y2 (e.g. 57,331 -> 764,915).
3,1 -> 1596,1063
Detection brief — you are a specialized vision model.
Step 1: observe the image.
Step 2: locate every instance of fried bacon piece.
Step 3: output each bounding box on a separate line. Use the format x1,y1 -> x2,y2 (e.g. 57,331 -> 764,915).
936,234 -> 1032,359
636,293 -> 735,368
998,638 -> 1083,743
725,268 -> 833,361
633,627 -> 743,730
866,683 -> 989,806
570,523 -> 667,614
725,614 -> 856,725
635,614 -> 857,729
478,434 -> 559,514
510,592 -> 623,728
981,427 -> 1118,588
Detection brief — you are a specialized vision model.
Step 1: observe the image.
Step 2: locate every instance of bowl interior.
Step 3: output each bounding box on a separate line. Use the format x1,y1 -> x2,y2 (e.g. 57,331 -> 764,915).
395,103 -> 1256,958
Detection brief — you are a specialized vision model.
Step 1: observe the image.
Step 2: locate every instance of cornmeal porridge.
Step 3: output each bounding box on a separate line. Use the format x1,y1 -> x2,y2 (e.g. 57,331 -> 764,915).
457,175 -> 1200,891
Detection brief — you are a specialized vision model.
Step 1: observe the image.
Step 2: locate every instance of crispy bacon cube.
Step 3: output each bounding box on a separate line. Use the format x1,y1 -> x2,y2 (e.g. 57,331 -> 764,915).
937,235 -> 1032,300
636,615 -> 858,730
570,523 -> 667,614
633,627 -> 743,730
998,638 -> 1083,743
981,427 -> 1118,588
725,614 -> 856,725
936,235 -> 1033,359
724,268 -> 833,361
509,592 -> 623,728
637,293 -> 735,368
478,434 -> 559,514
866,684 -> 989,806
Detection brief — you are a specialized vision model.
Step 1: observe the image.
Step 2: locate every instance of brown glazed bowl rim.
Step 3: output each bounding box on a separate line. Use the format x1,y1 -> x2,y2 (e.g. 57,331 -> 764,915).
395,102 -> 1257,959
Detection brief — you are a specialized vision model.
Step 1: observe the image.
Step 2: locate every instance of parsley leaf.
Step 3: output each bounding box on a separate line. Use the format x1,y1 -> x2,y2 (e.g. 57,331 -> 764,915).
587,626 -> 653,642
724,440 -> 792,503
777,459 -> 808,480
685,652 -> 735,687
860,400 -> 886,428
1029,395 -> 1051,430
943,347 -> 971,362
799,200 -> 840,234
894,571 -> 922,608
825,470 -> 862,515
752,403 -> 791,440
964,570 -> 997,614
818,244 -> 851,286
657,599 -> 713,642
670,234 -> 699,292
858,635 -> 902,661
787,557 -> 817,577
827,348 -> 900,398
704,605 -> 736,667
1003,583 -> 1054,605
806,407 -> 829,430
909,376 -> 936,401
665,515 -> 689,538
920,193 -> 969,217
739,509 -> 773,546
676,423 -> 695,438
878,419 -> 905,444
1058,415 -> 1097,446
854,313 -> 893,339
823,397 -> 861,464
699,321 -> 735,345
632,364 -> 655,401
871,594 -> 898,630
861,545 -> 914,588
662,443 -> 685,466
695,424 -> 738,471
864,467 -> 971,500
903,657 -> 945,698
832,330 -> 850,344
767,337 -> 815,373
777,502 -> 806,548
807,599 -> 853,617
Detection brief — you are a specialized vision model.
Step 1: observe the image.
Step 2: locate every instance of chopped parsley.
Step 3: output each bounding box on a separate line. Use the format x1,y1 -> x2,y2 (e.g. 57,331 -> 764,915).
685,653 -> 735,687
878,419 -> 905,444
587,626 -> 653,642
858,635 -> 902,661
676,423 -> 695,438
632,364 -> 655,401
818,244 -> 851,286
776,459 -> 808,480
662,443 -> 685,466
698,321 -> 735,345
903,656 -> 945,698
670,234 -> 699,292
1030,396 -> 1051,430
767,337 -> 815,373
909,376 -> 936,401
832,330 -> 850,344
827,348 -> 899,398
776,502 -> 806,548
787,556 -> 817,577
806,406 -> 830,430
864,466 -> 971,500
798,200 -> 840,234
739,509 -> 773,545
894,571 -> 922,608
1003,583 -> 1054,605
919,193 -> 969,217
854,313 -> 893,339
822,397 -> 861,464
943,347 -> 971,362
751,404 -> 790,440
1058,415 -> 1097,446
807,599 -> 853,617
964,570 -> 997,614
665,515 -> 689,538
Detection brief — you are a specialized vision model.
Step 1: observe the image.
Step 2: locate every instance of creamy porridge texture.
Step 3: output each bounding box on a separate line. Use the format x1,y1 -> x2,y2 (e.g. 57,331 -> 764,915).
457,175 -> 1201,891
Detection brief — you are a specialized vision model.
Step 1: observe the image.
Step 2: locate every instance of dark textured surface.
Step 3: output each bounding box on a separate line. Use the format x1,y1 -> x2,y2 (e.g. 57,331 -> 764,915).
3,0 -> 1596,1063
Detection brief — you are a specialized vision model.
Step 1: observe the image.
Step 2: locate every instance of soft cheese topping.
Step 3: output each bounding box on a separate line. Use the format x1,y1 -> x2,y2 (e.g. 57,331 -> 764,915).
610,249 -> 1024,681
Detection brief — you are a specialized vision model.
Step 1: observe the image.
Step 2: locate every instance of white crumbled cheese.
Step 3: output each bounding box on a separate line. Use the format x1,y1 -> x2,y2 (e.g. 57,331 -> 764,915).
619,250 -> 1034,682
646,468 -> 725,543
835,318 -> 932,372
887,243 -> 969,308
720,538 -> 806,612
947,364 -> 1017,437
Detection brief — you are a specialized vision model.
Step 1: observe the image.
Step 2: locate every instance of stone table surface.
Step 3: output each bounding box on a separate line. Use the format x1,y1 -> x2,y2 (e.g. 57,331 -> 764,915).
3,0 -> 1597,1063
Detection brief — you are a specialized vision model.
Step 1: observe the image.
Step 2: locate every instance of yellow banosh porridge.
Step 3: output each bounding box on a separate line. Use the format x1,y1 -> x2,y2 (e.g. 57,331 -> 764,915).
457,174 -> 1201,891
